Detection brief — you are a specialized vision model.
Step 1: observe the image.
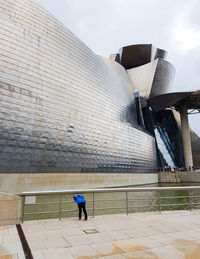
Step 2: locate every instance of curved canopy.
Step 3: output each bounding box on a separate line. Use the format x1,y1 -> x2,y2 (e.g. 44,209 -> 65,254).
147,90 -> 200,112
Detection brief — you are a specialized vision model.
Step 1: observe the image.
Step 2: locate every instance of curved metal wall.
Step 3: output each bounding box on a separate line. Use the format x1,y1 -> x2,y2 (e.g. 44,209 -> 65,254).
0,0 -> 157,173
150,59 -> 175,98
126,58 -> 175,101
127,60 -> 158,99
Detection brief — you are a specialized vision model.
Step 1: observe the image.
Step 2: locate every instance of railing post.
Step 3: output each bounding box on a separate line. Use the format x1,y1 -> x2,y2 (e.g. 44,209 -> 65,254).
92,192 -> 95,218
188,191 -> 192,211
18,186 -> 200,221
125,192 -> 128,215
21,196 -> 25,223
59,194 -> 62,220
158,191 -> 161,213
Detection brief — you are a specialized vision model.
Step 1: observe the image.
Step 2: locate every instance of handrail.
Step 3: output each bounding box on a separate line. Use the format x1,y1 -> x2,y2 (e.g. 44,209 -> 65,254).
19,186 -> 200,223
19,186 -> 200,196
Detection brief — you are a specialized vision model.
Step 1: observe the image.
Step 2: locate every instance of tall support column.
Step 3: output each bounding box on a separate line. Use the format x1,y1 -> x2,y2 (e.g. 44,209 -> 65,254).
179,104 -> 193,171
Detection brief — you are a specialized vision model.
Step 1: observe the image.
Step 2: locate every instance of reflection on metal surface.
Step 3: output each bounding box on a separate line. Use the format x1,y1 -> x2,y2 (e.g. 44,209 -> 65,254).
143,108 -> 185,169
1,0 -> 196,175
149,59 -> 175,98
147,91 -> 200,169
154,127 -> 175,170
0,0 -> 157,174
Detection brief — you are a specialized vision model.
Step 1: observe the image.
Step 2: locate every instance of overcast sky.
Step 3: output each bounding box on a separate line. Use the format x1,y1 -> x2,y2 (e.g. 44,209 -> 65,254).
37,0 -> 200,136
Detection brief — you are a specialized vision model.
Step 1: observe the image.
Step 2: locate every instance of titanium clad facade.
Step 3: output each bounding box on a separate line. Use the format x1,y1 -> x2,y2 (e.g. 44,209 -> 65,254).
149,59 -> 175,98
127,60 -> 158,100
0,0 -> 157,173
127,58 -> 175,101
117,45 -> 175,100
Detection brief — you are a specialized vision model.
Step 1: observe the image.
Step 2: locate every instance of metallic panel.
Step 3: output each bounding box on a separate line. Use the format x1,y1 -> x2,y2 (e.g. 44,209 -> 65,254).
127,58 -> 175,101
0,0 -> 157,174
127,60 -> 158,99
149,59 -> 175,98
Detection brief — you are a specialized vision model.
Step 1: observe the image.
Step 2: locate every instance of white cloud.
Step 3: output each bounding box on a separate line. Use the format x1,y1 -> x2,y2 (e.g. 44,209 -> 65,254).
173,19 -> 200,53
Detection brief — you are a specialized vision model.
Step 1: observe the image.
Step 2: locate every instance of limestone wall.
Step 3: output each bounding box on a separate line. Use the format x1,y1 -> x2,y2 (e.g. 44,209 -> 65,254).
0,173 -> 158,194
0,192 -> 21,226
158,171 -> 180,183
158,171 -> 200,183
178,172 -> 200,182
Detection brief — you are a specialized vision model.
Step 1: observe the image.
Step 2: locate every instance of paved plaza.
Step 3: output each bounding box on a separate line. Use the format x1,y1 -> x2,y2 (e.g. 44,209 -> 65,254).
1,210 -> 200,258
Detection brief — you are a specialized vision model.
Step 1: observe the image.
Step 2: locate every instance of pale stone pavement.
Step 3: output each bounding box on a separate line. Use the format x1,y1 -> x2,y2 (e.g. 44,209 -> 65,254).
1,210 -> 200,258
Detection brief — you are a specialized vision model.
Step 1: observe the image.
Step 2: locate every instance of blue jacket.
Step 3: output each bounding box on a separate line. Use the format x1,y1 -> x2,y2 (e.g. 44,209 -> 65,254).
73,195 -> 86,204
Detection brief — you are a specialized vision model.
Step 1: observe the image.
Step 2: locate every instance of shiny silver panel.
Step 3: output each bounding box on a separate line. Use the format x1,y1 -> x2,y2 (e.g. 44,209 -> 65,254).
0,0 -> 157,173
150,59 -> 175,98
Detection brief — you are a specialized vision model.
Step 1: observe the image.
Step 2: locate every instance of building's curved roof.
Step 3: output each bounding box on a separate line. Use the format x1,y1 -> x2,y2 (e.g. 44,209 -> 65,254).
119,44 -> 167,69
147,90 -> 200,112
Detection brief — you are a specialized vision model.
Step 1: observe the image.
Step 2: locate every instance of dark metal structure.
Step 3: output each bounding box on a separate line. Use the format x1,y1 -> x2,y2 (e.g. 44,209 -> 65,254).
147,91 -> 200,112
147,90 -> 200,170
118,44 -> 167,69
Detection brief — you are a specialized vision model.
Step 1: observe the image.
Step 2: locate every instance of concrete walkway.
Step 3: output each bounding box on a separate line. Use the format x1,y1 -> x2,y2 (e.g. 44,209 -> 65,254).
1,210 -> 200,258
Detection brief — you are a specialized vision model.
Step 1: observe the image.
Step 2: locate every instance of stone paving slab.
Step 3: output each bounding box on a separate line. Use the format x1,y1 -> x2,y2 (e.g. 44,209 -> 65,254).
1,210 -> 200,258
0,225 -> 25,259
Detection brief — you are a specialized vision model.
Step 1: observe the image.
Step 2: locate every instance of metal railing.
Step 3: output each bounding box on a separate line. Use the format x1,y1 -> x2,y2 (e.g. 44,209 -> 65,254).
19,186 -> 200,222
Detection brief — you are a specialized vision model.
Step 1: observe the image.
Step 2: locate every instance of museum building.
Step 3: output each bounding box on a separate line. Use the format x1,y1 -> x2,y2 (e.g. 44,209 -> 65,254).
0,0 -> 199,192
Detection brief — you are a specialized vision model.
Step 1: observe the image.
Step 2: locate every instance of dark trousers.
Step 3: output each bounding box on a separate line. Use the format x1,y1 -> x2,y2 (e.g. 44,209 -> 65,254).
78,202 -> 87,219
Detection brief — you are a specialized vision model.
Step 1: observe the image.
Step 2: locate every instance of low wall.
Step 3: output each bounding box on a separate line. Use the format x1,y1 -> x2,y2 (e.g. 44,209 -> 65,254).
158,171 -> 180,183
0,173 -> 158,194
178,171 -> 200,182
158,171 -> 200,183
0,192 -> 21,226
